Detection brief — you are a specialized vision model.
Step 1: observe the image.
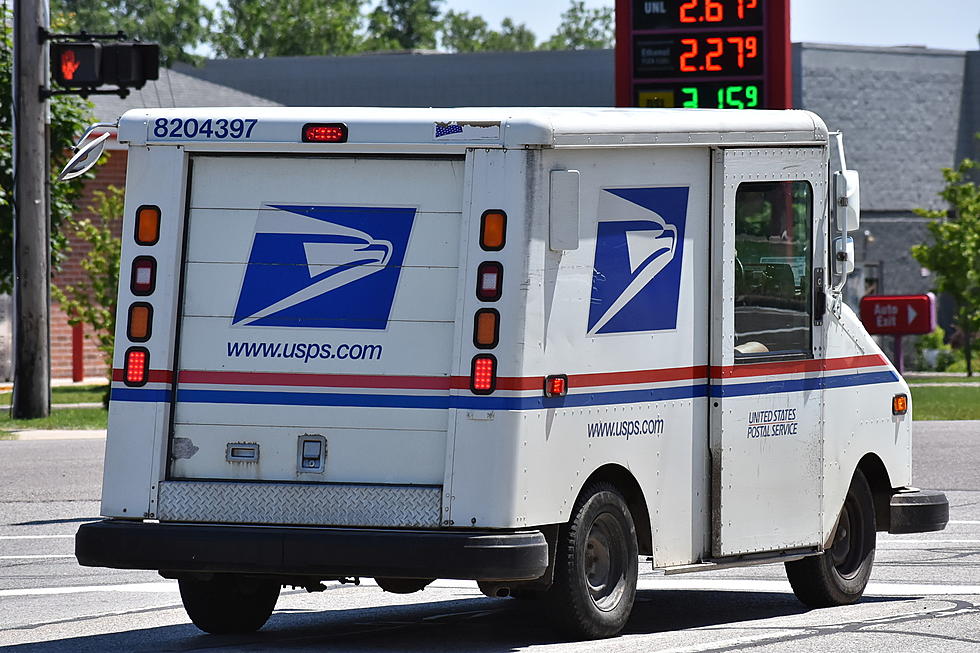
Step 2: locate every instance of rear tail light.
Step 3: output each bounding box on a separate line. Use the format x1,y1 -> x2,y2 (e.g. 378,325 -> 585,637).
127,302 -> 152,342
131,256 -> 156,295
302,123 -> 348,143
470,355 -> 497,394
124,347 -> 149,386
476,262 -> 503,301
135,205 -> 160,245
480,210 -> 507,251
473,308 -> 499,348
544,374 -> 568,398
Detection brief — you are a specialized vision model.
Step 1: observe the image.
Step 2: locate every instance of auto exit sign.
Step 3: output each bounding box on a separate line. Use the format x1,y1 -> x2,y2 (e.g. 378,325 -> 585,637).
859,294 -> 936,336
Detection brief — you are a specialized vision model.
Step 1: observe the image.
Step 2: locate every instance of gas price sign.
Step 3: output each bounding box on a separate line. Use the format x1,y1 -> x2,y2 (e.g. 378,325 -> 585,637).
615,0 -> 791,109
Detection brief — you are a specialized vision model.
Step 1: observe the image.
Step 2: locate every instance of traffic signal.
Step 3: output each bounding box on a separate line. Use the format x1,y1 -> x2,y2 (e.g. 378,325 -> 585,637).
51,42 -> 160,90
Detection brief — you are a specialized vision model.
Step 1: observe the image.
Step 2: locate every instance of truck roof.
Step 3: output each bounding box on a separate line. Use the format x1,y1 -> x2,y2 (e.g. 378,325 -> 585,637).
118,106 -> 829,149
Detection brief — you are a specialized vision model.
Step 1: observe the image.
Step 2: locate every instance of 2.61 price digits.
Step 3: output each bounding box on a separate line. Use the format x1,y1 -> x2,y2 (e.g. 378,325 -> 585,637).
679,0 -> 759,23
679,35 -> 758,73
681,85 -> 759,109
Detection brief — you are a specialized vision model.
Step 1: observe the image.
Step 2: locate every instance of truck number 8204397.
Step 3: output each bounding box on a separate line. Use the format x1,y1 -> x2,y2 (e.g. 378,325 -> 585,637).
152,117 -> 257,140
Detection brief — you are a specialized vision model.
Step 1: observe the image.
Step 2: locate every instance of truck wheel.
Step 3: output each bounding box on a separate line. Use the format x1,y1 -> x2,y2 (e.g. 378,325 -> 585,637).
178,575 -> 280,634
785,469 -> 876,608
546,482 -> 638,639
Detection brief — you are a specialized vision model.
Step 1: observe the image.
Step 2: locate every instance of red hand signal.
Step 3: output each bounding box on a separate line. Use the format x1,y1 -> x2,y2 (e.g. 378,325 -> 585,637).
60,49 -> 81,81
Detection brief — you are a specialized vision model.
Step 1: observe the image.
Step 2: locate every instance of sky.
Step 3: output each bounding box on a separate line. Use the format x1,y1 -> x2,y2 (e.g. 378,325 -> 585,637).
439,0 -> 979,51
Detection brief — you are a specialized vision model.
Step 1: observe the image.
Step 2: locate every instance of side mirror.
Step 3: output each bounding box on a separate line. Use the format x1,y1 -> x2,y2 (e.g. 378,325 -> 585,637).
57,131 -> 110,181
833,236 -> 855,275
834,169 -> 860,232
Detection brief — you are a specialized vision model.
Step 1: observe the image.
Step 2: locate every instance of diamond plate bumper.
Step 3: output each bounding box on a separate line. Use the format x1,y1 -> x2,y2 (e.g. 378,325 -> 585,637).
76,520 -> 550,582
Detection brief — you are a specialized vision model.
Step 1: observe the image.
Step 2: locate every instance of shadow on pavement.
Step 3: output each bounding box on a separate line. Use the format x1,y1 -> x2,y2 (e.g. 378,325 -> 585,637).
4,589 -> 907,652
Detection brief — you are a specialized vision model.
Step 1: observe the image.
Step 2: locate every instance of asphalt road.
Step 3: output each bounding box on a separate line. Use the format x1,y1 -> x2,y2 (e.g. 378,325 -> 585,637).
2,421 -> 979,652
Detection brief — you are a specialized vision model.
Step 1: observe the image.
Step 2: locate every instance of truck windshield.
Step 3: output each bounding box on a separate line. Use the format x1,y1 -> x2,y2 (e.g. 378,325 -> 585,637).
733,180 -> 813,361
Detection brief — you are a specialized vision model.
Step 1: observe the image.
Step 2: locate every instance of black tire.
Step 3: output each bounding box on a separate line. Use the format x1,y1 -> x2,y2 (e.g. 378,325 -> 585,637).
178,574 -> 280,634
375,577 -> 433,594
545,482 -> 638,639
785,469 -> 876,608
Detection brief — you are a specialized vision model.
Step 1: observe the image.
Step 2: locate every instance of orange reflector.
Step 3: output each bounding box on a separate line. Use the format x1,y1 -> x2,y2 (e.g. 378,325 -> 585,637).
892,393 -> 908,415
544,374 -> 568,398
124,347 -> 149,386
474,309 -> 499,348
471,355 -> 496,394
480,210 -> 507,251
476,262 -> 502,301
135,205 -> 160,245
128,303 -> 152,342
302,123 -> 348,143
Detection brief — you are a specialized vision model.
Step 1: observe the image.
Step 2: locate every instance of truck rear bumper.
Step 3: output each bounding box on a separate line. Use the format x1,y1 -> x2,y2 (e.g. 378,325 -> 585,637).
75,520 -> 550,582
889,488 -> 949,534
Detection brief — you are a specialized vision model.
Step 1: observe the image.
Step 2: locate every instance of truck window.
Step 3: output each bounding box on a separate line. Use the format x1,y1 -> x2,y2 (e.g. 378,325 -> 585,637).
733,181 -> 813,361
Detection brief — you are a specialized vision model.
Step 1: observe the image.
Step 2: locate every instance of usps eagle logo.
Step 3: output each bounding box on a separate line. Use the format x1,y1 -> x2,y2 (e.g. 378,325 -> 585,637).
233,204 -> 416,329
587,187 -> 689,335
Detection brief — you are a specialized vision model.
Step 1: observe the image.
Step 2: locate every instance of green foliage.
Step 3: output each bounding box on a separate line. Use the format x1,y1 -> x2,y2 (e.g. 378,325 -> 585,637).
442,11 -> 536,53
913,326 -> 961,372
912,157 -> 980,376
0,5 -> 93,295
366,0 -> 442,51
211,0 -> 366,58
51,187 -> 123,375
541,1 -> 614,51
52,0 -> 213,66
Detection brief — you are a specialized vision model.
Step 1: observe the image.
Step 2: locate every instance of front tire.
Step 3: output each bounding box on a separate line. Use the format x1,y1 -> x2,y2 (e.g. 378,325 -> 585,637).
785,469 -> 876,608
178,574 -> 280,634
545,482 -> 638,639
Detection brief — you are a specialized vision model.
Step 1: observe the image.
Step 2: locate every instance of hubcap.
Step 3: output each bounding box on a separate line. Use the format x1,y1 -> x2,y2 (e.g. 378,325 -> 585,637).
831,495 -> 866,578
584,512 -> 628,611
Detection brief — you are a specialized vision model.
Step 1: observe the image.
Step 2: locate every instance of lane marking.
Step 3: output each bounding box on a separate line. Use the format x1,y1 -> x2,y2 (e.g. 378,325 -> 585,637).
0,555 -> 76,560
880,539 -> 980,545
949,521 -> 980,525
636,578 -> 980,596
0,534 -> 74,540
0,581 -> 178,597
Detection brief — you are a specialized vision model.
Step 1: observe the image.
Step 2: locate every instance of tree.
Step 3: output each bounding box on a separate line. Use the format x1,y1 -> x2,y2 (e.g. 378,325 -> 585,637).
541,1 -> 614,50
366,0 -> 442,51
51,187 -> 123,383
911,158 -> 980,376
0,4 -> 93,294
211,0 -> 366,58
51,0 -> 212,66
442,11 -> 536,53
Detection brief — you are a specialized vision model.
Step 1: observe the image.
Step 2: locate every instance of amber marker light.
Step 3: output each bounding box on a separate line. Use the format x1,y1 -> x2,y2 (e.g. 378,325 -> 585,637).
892,393 -> 908,416
480,210 -> 507,251
135,205 -> 160,245
128,302 -> 152,342
473,308 -> 499,349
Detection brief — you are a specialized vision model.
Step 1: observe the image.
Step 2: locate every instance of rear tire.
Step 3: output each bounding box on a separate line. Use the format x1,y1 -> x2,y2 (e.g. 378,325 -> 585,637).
178,574 -> 280,634
545,482 -> 638,639
785,469 -> 876,608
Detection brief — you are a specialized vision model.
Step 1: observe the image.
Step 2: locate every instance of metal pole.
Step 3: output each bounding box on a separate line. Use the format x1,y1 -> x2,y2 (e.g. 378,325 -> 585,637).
11,0 -> 51,418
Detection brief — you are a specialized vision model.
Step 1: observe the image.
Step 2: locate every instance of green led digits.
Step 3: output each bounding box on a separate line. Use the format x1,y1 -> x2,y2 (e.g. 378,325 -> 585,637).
681,87 -> 699,108
716,85 -> 759,109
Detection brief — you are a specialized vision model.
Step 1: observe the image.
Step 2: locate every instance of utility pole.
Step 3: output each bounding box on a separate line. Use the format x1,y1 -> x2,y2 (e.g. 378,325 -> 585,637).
11,0 -> 51,418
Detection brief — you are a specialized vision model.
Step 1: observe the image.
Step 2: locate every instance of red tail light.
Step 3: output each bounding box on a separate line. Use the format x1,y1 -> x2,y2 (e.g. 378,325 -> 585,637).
470,355 -> 497,394
544,374 -> 568,398
124,347 -> 149,386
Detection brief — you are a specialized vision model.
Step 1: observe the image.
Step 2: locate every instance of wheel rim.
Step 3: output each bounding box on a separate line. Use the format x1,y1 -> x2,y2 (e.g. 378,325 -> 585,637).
830,494 -> 866,579
583,511 -> 628,611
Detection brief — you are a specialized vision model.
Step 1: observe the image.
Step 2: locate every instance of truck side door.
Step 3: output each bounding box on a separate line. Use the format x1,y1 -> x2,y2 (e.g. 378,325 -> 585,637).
709,147 -> 828,557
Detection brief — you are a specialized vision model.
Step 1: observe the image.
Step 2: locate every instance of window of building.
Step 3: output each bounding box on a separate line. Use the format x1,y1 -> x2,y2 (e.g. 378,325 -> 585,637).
734,181 -> 813,361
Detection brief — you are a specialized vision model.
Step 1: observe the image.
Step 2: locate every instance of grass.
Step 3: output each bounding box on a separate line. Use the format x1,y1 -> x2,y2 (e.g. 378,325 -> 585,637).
0,406 -> 107,434
911,385 -> 980,421
906,374 -> 980,385
0,384 -> 108,406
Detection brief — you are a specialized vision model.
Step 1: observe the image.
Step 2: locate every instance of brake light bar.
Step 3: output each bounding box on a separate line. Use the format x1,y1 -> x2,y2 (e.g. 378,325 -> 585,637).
470,354 -> 497,394
302,123 -> 348,143
124,347 -> 149,386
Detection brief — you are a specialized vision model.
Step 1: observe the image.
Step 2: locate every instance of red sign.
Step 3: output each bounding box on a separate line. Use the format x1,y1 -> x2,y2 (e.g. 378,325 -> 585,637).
859,294 -> 936,336
614,0 -> 791,109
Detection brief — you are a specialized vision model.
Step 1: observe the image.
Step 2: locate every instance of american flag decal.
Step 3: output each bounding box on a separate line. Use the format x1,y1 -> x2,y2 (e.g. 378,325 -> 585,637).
434,123 -> 464,138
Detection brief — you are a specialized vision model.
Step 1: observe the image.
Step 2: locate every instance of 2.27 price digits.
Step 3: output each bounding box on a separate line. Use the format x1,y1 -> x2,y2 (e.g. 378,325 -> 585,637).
679,35 -> 758,73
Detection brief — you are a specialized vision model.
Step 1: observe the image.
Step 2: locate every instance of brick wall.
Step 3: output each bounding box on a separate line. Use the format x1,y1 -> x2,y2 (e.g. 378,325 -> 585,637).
50,149 -> 128,380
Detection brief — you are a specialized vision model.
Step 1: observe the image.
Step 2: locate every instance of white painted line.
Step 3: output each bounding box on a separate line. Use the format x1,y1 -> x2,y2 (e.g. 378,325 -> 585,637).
880,539 -> 980,544
949,520 -> 980,525
0,581 -> 178,597
635,577 -> 980,596
0,534 -> 74,540
652,630 -> 804,653
0,555 -> 76,560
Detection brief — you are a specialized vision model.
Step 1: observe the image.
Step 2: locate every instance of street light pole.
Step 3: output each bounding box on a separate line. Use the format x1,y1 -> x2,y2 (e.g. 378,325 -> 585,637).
11,0 -> 51,418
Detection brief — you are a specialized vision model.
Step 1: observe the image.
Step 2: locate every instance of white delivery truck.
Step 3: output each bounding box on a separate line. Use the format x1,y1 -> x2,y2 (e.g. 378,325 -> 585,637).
72,107 -> 948,639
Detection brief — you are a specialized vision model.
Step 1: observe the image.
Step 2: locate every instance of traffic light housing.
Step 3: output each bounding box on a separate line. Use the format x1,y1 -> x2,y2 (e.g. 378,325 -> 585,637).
51,41 -> 160,90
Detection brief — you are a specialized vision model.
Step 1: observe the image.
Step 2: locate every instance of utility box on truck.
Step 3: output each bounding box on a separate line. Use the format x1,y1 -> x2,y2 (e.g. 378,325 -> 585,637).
74,107 -> 948,639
